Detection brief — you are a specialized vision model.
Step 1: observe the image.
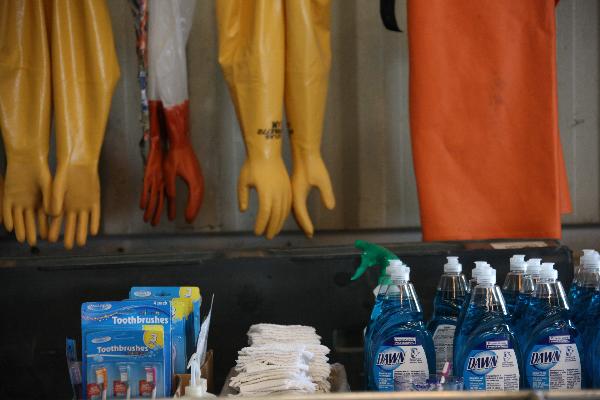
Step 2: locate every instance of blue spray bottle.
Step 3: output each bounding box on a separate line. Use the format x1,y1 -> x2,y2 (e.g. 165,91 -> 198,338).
510,258 -> 539,344
368,262 -> 435,391
521,263 -> 582,390
453,261 -> 491,369
455,266 -> 521,391
568,255 -> 600,331
502,255 -> 528,316
427,257 -> 467,374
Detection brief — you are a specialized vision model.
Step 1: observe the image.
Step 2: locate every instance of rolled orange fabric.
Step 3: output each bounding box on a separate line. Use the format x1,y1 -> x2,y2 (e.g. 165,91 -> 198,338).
407,0 -> 571,241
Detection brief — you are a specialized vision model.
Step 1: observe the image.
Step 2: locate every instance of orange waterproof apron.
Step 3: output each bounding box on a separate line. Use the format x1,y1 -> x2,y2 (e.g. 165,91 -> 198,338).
407,0 -> 571,241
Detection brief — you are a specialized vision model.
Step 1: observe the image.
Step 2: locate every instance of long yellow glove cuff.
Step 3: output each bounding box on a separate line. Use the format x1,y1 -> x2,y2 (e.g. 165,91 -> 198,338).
217,0 -> 291,239
47,0 -> 120,249
0,0 -> 52,246
285,0 -> 335,238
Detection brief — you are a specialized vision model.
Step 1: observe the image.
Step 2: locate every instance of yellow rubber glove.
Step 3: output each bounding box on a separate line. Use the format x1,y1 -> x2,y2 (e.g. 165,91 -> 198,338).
0,0 -> 52,246
285,0 -> 335,238
217,0 -> 291,239
47,0 -> 120,249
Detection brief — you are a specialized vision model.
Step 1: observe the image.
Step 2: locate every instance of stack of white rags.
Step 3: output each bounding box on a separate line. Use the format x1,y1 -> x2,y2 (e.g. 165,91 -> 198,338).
229,324 -> 332,396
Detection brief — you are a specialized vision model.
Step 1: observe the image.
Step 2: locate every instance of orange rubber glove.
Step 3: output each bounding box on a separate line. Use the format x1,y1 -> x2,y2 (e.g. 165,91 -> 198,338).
0,0 -> 52,246
217,0 -> 292,239
148,0 -> 203,224
140,100 -> 166,225
47,0 -> 120,249
285,0 -> 335,238
162,101 -> 204,222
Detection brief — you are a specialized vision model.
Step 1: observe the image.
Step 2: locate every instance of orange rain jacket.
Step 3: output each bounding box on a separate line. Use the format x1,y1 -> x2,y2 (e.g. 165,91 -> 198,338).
407,0 -> 571,241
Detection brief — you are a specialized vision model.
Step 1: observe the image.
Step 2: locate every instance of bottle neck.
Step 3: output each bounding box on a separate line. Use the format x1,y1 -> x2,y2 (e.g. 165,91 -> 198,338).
470,285 -> 506,313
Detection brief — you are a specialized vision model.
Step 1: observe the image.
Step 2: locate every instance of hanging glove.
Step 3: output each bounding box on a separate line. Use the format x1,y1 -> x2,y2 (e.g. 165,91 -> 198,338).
162,100 -> 204,222
285,0 -> 335,238
217,0 -> 291,239
0,0 -> 52,246
140,100 -> 166,225
47,0 -> 120,249
148,0 -> 203,224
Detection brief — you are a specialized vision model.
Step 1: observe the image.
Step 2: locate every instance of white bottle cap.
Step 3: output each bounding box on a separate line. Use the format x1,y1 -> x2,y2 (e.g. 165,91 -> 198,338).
389,260 -> 410,281
477,267 -> 496,285
185,378 -> 216,398
581,249 -> 597,264
526,258 -> 542,276
582,250 -> 600,270
540,263 -> 558,280
509,255 -> 527,272
444,256 -> 462,273
472,261 -> 490,279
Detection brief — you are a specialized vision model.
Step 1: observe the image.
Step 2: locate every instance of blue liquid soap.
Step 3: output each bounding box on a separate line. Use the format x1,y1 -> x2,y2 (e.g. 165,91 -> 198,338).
455,267 -> 521,391
427,257 -> 467,374
521,263 -> 583,390
585,292 -> 600,388
367,262 -> 435,391
453,261 -> 491,369
502,255 -> 528,316
569,249 -> 597,298
511,258 -> 540,344
568,257 -> 600,331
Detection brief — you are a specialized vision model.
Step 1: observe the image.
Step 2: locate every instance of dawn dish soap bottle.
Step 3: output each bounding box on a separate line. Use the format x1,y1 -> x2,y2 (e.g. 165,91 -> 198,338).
522,263 -> 582,390
510,258 -> 539,344
427,256 -> 467,374
568,255 -> 600,331
368,262 -> 435,391
569,249 -> 598,297
502,255 -> 527,316
455,266 -> 521,391
453,261 -> 491,369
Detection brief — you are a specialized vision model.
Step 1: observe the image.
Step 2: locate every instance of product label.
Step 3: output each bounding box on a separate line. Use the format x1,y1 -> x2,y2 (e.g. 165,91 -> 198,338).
525,333 -> 581,390
113,381 -> 128,398
432,324 -> 455,373
373,335 -> 430,391
139,380 -> 154,397
463,336 -> 520,391
87,383 -> 101,400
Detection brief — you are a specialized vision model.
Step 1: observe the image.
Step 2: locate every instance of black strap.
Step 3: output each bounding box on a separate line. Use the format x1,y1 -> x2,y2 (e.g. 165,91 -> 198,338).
380,0 -> 402,32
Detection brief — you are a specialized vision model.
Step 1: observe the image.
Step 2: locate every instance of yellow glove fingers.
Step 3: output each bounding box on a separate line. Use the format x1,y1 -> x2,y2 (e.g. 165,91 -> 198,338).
63,212 -> 77,250
91,204 -> 100,236
254,189 -> 272,236
292,183 -> 314,238
278,193 -> 292,235
48,214 -> 62,243
13,207 -> 25,243
3,199 -> 13,232
316,172 -> 336,210
37,208 -> 48,240
265,196 -> 283,240
238,168 -> 251,212
50,176 -> 65,217
24,208 -> 37,246
76,211 -> 89,247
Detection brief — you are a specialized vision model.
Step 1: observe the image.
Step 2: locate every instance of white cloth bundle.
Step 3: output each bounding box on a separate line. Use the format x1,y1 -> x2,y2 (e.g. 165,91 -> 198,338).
229,324 -> 332,396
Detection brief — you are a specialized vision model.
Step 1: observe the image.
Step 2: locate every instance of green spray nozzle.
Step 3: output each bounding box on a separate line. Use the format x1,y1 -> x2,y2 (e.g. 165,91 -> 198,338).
352,240 -> 400,284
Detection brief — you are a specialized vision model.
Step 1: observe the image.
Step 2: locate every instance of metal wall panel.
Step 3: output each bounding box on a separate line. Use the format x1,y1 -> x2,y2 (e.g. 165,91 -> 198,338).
1,1 -> 598,237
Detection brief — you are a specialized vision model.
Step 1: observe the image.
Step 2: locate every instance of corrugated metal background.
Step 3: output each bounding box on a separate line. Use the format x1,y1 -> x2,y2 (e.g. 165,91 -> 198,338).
2,0 -> 599,238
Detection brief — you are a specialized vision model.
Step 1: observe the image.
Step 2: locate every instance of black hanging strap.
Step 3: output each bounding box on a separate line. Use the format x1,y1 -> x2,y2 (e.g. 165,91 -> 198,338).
380,0 -> 402,32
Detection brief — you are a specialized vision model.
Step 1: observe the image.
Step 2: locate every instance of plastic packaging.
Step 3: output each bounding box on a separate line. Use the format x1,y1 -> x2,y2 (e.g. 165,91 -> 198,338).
455,266 -> 521,391
521,263 -> 582,390
367,262 -> 435,391
510,258 -> 539,344
427,257 -> 467,374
